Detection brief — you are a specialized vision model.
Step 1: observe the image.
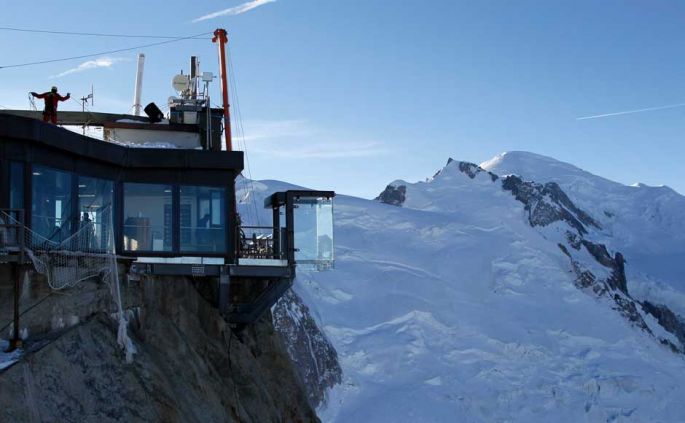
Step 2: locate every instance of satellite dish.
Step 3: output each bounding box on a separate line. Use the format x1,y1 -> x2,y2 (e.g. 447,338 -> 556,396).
172,74 -> 190,93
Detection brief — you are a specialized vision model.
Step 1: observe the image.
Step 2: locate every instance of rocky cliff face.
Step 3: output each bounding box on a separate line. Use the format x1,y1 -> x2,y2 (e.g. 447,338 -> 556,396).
273,289 -> 342,408
0,273 -> 318,423
502,175 -> 600,236
455,160 -> 499,182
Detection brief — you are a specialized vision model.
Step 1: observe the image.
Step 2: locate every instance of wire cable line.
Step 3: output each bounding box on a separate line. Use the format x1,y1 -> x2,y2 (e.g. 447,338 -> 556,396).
0,32 -> 211,70
227,45 -> 261,226
0,26 -> 202,39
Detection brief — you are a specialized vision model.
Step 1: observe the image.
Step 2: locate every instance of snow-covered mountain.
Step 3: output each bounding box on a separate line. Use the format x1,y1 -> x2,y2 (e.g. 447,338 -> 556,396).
481,151 -> 685,319
239,152 -> 685,422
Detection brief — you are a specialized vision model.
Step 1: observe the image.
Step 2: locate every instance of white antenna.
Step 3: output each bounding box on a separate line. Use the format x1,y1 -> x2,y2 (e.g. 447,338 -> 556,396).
80,86 -> 94,135
80,87 -> 94,112
133,53 -> 145,116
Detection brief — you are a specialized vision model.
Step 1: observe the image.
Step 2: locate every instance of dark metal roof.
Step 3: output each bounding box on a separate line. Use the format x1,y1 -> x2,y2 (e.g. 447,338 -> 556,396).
0,109 -> 149,126
0,114 -> 243,171
264,190 -> 336,208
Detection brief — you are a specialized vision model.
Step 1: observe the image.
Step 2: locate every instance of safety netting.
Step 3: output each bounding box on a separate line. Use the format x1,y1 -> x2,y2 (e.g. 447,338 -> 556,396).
0,206 -> 136,362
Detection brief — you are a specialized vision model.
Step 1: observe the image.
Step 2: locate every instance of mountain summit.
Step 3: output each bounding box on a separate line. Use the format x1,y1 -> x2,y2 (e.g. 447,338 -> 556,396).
483,151 -> 685,298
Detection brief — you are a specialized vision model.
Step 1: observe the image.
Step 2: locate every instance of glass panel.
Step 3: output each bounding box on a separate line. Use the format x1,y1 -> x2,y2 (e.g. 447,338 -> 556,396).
78,176 -> 114,250
293,197 -> 334,266
123,183 -> 172,252
9,161 -> 24,210
180,186 -> 226,253
316,201 -> 334,261
31,165 -> 73,242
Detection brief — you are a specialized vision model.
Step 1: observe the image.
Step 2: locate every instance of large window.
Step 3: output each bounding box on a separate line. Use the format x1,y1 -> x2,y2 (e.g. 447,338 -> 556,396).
123,183 -> 172,252
31,165 -> 73,242
9,161 -> 23,210
180,186 -> 226,253
78,176 -> 114,250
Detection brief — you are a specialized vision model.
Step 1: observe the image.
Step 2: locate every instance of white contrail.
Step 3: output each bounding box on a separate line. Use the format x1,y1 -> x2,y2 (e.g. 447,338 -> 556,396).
51,57 -> 127,78
192,0 -> 276,23
577,102 -> 685,120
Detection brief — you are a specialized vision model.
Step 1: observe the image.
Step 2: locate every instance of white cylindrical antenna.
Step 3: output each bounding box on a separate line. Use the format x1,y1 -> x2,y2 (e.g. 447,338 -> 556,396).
133,53 -> 145,116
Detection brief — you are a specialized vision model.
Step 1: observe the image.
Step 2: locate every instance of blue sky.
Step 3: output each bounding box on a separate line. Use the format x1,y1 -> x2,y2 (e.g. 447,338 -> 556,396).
1,1 -> 684,198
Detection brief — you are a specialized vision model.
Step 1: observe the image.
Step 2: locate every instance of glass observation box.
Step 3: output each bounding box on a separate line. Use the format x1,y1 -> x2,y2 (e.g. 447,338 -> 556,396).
262,190 -> 335,269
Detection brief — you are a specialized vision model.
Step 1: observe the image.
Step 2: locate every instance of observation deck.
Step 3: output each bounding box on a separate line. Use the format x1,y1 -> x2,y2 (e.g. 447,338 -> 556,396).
0,112 -> 334,324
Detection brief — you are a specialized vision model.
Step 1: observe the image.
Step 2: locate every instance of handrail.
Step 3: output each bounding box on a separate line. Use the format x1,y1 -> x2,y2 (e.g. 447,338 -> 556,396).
237,225 -> 286,260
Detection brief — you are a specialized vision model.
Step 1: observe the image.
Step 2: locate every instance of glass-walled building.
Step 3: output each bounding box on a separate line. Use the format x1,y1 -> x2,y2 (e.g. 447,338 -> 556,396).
0,114 -> 242,260
264,190 -> 335,269
1,112 -> 335,324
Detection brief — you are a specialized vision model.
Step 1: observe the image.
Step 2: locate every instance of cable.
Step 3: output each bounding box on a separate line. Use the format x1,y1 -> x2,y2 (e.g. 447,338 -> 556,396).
27,93 -> 37,111
0,283 -> 101,339
70,96 -> 91,113
227,46 -> 261,226
0,32 -> 211,70
0,26 -> 203,39
0,291 -> 55,336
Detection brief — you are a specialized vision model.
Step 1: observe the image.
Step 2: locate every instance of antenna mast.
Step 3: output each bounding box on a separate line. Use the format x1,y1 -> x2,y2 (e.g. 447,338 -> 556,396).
133,53 -> 145,116
80,86 -> 94,134
212,28 -> 232,151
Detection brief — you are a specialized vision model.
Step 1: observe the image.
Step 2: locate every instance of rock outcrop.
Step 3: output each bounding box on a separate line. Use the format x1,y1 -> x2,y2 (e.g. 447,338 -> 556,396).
376,184 -> 406,206
454,160 -> 499,182
641,301 -> 685,351
502,175 -> 600,235
0,274 -> 318,423
273,290 -> 342,408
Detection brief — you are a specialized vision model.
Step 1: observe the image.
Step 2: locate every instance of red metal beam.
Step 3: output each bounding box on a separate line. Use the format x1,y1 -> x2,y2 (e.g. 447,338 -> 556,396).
212,28 -> 232,152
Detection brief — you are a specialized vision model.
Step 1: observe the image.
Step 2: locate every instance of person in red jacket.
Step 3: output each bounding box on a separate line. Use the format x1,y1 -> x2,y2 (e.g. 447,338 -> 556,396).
31,86 -> 70,124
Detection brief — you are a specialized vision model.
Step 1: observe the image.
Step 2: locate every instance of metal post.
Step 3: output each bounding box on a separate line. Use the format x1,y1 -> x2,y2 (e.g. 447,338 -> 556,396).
286,193 -> 296,266
190,56 -> 198,100
205,80 -> 212,150
10,263 -> 22,350
272,206 -> 281,259
81,97 -> 86,135
211,29 -> 232,152
133,53 -> 145,116
10,209 -> 25,350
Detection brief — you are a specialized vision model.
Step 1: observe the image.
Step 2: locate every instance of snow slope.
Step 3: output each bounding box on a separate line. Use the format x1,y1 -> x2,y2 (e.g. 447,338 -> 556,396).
240,156 -> 685,422
482,151 -> 685,316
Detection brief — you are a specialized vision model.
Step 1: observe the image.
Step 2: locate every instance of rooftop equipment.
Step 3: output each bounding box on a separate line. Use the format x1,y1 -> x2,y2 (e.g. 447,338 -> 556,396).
143,102 -> 164,123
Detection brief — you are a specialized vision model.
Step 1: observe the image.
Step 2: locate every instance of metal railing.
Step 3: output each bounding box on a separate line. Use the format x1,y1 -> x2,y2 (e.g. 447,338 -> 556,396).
237,225 -> 286,260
